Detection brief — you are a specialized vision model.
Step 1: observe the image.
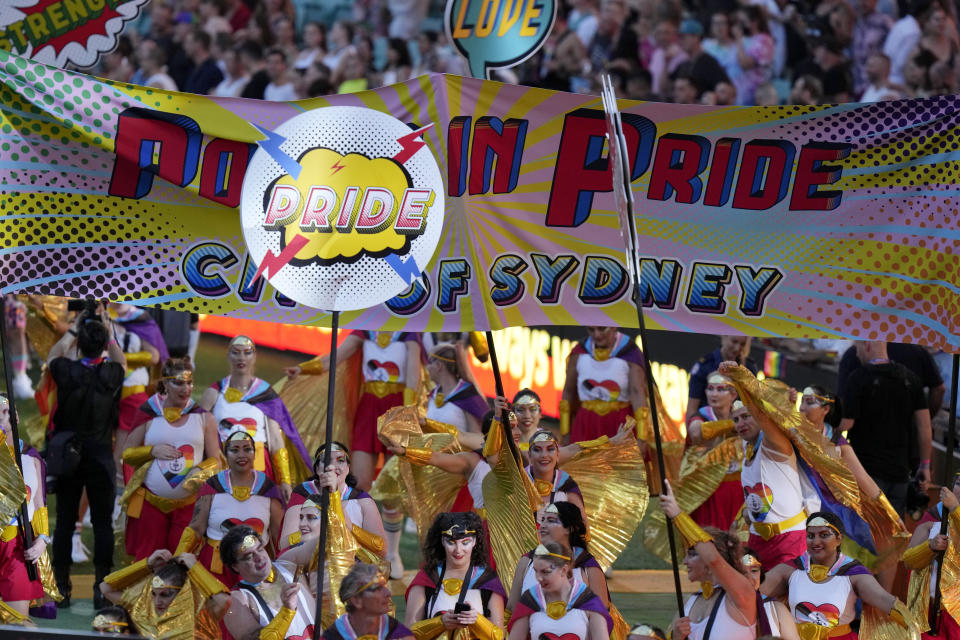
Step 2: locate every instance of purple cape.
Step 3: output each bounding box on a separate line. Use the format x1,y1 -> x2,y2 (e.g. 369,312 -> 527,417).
117,310 -> 169,361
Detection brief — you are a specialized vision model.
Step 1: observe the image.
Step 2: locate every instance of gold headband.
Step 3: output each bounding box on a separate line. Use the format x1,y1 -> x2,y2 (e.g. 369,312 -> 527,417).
543,503 -> 560,514
0,396 -> 8,409
151,575 -> 182,591
230,335 -> 256,350
92,614 -> 129,631
530,431 -> 558,445
239,534 -> 261,554
430,351 -> 457,363
628,625 -> 664,640
801,387 -> 834,404
806,516 -> 841,536
302,497 -> 321,510
741,553 -> 762,569
163,370 -> 194,383
707,374 -> 733,386
732,400 -> 746,412
344,573 -> 388,600
514,395 -> 540,406
533,544 -> 571,562
223,429 -> 255,448
440,524 -> 477,538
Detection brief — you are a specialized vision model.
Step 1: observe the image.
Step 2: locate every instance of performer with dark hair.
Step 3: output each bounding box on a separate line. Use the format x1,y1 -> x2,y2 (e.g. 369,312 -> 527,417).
423,343 -> 489,436
121,358 -> 221,561
526,430 -> 585,519
404,512 -> 505,640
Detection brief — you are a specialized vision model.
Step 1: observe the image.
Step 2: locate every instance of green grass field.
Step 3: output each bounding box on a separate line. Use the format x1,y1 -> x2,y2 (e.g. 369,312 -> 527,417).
11,334 -> 681,634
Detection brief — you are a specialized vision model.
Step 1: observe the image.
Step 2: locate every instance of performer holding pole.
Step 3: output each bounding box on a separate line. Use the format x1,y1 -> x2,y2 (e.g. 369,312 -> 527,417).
315,310 -> 341,622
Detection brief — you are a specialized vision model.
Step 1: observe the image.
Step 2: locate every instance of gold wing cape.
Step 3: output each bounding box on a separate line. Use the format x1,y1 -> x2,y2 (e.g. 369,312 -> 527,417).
370,406 -> 466,539
118,573 -> 222,639
643,435 -> 743,563
906,509 -> 960,634
274,351 -> 362,455
481,416 -> 540,590
726,365 -> 910,572
637,384 -> 686,493
562,432 -> 649,572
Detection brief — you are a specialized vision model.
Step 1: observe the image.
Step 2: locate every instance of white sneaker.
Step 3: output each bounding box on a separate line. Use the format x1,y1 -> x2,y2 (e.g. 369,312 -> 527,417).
82,509 -> 92,528
388,554 -> 404,580
71,532 -> 89,563
404,517 -> 417,534
12,371 -> 32,399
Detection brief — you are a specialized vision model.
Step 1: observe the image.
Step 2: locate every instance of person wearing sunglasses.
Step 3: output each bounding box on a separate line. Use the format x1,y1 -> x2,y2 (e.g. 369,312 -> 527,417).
121,358 -> 221,561
405,512 -> 505,640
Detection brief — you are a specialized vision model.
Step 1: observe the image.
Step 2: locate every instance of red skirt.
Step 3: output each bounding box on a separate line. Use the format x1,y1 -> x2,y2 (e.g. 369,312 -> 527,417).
691,477 -> 743,530
125,495 -> 195,560
570,404 -> 632,442
198,539 -> 239,589
747,529 -> 807,571
0,536 -> 45,602
352,390 -> 403,454
925,610 -> 960,639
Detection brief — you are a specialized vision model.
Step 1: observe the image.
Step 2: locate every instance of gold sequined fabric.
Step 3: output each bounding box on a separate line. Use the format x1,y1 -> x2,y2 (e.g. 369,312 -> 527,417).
0,439 -> 27,526
859,601 -> 922,640
562,436 -> 649,571
906,510 -> 960,633
121,572 -> 222,639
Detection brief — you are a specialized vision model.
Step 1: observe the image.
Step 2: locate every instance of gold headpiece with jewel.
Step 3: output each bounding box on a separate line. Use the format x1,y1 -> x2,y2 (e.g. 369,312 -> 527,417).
229,335 -> 256,350
440,523 -> 477,539
741,553 -> 762,569
151,575 -> 183,591
732,400 -> 746,412
801,387 -> 834,404
707,373 -> 733,387
543,503 -> 560,514
0,395 -> 8,410
239,534 -> 261,554
302,497 -> 321,511
533,544 -> 571,562
223,429 -> 255,447
163,369 -> 194,384
529,430 -> 559,446
514,394 -> 540,407
92,614 -> 129,632
806,516 -> 841,537
628,624 -> 665,640
343,572 -> 388,600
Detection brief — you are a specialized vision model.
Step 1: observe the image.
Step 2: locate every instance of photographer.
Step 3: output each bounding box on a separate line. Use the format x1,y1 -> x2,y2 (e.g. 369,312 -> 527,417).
46,303 -> 126,608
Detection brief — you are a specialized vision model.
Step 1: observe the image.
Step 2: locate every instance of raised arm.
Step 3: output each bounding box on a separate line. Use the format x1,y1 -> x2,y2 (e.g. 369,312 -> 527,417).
719,362 -> 793,456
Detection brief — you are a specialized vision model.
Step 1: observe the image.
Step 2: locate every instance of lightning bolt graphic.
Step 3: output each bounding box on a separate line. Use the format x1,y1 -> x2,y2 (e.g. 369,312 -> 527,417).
392,124 -> 434,165
385,254 -> 422,284
252,234 -> 311,282
330,159 -> 346,175
253,124 -> 302,179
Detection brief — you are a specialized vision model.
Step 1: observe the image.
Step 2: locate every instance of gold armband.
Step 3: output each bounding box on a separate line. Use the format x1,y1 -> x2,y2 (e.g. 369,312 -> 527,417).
424,418 -> 458,435
577,435 -> 609,450
124,351 -> 154,368
122,445 -> 154,467
902,541 -> 937,569
636,407 -> 652,441
888,599 -> 916,627
298,357 -> 325,375
950,508 -> 960,531
503,609 -> 511,628
403,447 -> 434,466
403,387 -> 418,407
188,562 -> 228,599
174,526 -> 202,556
329,490 -> 343,519
559,399 -> 571,436
470,614 -> 504,640
352,525 -> 386,556
287,531 -> 302,548
410,615 -> 447,640
271,448 -> 292,486
104,558 -> 151,591
259,606 -> 296,640
31,506 -> 49,537
672,512 -> 714,548
180,458 -> 220,494
700,419 -> 735,441
482,418 -> 504,458
469,332 -> 489,361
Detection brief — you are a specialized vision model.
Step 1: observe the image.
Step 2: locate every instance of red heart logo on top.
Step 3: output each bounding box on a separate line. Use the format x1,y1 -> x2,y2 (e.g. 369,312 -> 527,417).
367,360 -> 400,380
288,625 -> 314,640
219,417 -> 258,435
161,445 -> 195,487
221,517 -> 265,534
795,601 -> 840,626
540,633 -> 580,640
583,379 -> 621,400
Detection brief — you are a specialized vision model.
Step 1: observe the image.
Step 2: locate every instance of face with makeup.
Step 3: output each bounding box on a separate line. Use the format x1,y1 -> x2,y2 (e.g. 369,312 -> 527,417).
228,339 -> 256,374
538,508 -> 571,547
225,436 -> 255,472
442,533 -> 477,570
532,557 -> 570,592
529,437 -> 560,477
299,504 -> 322,536
164,372 -> 194,408
704,374 -> 735,413
733,405 -> 760,442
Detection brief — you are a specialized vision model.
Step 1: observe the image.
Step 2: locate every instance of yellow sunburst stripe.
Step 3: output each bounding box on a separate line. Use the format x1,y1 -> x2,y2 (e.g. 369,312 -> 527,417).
417,76 -> 445,166
466,203 -> 622,256
517,154 -> 558,176
471,79 -> 507,127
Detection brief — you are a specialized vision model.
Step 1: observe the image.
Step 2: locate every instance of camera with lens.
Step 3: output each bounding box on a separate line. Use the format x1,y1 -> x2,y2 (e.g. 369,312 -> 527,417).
67,298 -> 103,324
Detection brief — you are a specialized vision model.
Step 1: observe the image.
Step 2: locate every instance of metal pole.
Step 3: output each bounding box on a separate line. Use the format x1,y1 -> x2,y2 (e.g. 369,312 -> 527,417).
0,294 -> 38,581
485,331 -> 523,463
930,352 -> 958,632
314,310 -> 339,622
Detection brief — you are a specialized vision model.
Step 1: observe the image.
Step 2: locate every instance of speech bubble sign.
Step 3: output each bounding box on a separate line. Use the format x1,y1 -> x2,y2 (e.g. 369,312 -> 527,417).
240,107 -> 444,311
445,0 -> 557,79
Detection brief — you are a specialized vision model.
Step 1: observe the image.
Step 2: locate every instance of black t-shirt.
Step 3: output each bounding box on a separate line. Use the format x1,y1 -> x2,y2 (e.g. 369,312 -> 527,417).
183,57 -> 224,95
50,357 -> 125,446
842,362 -> 926,482
673,52 -> 729,94
837,343 -> 943,399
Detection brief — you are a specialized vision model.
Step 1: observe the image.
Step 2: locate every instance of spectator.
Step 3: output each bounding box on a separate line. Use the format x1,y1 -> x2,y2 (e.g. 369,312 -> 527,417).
387,0 -> 429,39
859,52 -> 903,100
411,31 -> 441,76
672,72 -> 700,103
902,47 -> 937,95
323,20 -> 356,72
703,12 -> 740,82
852,0 -> 894,93
789,73 -> 824,104
335,51 -> 371,93
380,37 -> 412,85
137,40 -> 178,91
569,0 -> 601,48
674,18 -> 729,95
273,15 -> 299,64
686,336 -> 757,422
225,0 -> 250,32
796,37 -> 854,102
182,28 -> 224,94
915,1 -> 960,66
731,6 -> 775,104
837,342 -> 945,417
264,49 -> 298,101
649,18 -> 687,98
47,310 -> 127,608
754,80 -> 780,104
198,0 -> 231,38
838,341 -> 932,515
884,0 -> 930,84
293,21 -> 326,73
702,78 -> 738,104
625,67 -> 656,100
213,45 -> 250,97
239,41 -> 270,99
